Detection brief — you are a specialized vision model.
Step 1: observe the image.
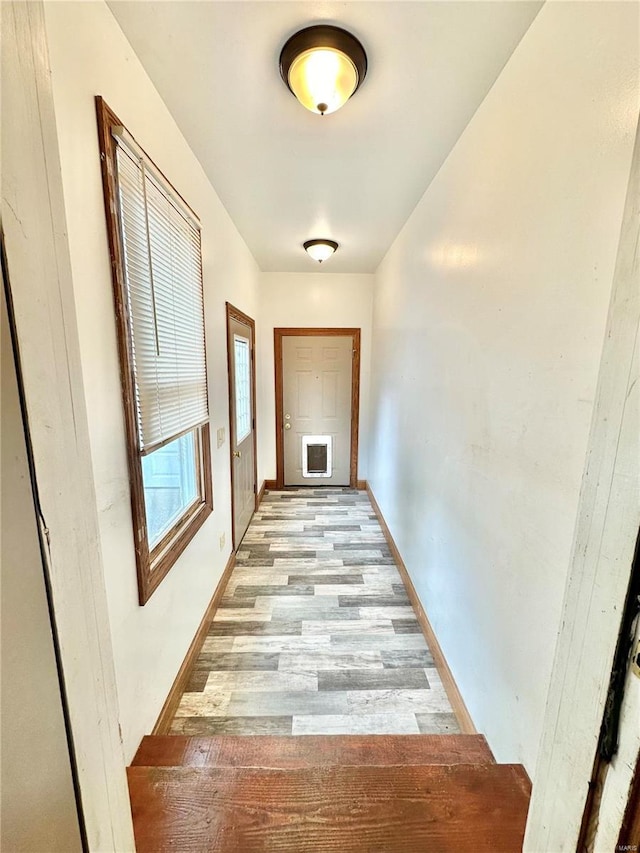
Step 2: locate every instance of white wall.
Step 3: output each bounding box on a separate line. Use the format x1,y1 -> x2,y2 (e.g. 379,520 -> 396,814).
43,0 -> 261,761
258,272 -> 374,483
367,0 -> 639,774
1,275 -> 83,852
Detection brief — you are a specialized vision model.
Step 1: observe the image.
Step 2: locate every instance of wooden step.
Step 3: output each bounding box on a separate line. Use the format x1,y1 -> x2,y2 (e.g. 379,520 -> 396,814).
132,733 -> 495,768
127,762 -> 531,852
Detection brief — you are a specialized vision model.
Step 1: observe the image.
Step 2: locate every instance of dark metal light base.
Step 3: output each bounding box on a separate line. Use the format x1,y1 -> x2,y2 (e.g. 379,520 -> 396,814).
279,25 -> 368,104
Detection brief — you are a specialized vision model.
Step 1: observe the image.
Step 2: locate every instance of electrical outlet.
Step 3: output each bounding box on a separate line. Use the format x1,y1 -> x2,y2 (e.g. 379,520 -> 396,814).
219,532 -> 225,551
216,427 -> 225,449
631,639 -> 640,679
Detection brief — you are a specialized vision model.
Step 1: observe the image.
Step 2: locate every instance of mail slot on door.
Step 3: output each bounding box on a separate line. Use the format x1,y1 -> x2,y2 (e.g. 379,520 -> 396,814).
302,435 -> 332,478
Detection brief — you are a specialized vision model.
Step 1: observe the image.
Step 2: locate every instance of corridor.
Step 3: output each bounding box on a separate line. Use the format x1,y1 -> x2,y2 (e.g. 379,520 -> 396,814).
168,488 -> 460,736
5,1 -> 639,848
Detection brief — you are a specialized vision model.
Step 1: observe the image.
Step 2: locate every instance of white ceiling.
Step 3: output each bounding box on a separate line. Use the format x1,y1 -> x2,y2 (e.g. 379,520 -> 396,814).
108,1 -> 542,273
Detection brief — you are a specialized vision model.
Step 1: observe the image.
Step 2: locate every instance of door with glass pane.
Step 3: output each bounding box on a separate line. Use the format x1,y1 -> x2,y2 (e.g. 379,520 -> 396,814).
226,304 -> 257,547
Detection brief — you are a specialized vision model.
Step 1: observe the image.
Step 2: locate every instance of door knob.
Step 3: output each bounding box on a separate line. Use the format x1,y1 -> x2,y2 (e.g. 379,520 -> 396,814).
233,450 -> 242,458
285,413 -> 291,420
284,423 -> 291,430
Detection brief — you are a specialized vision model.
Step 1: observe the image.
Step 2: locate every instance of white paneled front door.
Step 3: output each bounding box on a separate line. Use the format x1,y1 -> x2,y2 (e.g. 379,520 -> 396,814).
282,334 -> 353,486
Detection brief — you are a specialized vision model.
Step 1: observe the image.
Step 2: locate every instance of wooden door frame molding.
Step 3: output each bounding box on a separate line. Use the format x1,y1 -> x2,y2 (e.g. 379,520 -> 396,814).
618,745 -> 640,847
226,302 -> 258,549
274,327 -> 361,489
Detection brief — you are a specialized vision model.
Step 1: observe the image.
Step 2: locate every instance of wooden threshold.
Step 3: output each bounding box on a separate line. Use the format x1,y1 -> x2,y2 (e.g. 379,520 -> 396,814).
262,479 -> 365,492
133,733 -> 495,769
152,551 -> 236,734
366,484 -> 476,735
127,762 -> 531,852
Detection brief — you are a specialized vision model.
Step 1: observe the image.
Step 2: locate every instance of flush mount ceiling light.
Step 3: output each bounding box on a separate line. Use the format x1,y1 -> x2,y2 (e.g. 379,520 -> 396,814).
280,25 -> 367,116
304,239 -> 339,263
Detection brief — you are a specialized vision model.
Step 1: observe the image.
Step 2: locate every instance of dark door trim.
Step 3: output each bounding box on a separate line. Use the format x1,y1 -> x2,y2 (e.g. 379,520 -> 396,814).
226,302 -> 258,549
578,525 -> 640,847
618,744 -> 640,847
274,327 -> 361,489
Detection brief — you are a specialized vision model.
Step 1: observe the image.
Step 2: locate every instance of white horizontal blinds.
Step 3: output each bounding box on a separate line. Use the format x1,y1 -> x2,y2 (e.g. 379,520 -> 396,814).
114,138 -> 208,453
143,170 -> 207,447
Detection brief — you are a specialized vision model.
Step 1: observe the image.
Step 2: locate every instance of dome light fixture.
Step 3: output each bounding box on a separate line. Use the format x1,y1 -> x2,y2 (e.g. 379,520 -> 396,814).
280,25 -> 367,116
304,239 -> 339,263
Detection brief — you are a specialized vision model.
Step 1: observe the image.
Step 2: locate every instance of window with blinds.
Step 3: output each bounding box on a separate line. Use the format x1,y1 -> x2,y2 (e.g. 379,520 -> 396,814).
114,135 -> 208,453
97,97 -> 212,605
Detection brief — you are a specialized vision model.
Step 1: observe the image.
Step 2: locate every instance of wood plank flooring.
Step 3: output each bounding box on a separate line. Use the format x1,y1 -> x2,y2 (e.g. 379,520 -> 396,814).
169,488 -> 460,736
133,490 -> 532,851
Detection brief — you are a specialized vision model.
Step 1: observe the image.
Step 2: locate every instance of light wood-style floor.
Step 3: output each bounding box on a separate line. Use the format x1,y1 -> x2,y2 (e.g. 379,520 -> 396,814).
168,488 -> 460,736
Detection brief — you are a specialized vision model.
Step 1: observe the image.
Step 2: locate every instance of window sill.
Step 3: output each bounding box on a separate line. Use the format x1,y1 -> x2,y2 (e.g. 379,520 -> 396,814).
139,499 -> 213,605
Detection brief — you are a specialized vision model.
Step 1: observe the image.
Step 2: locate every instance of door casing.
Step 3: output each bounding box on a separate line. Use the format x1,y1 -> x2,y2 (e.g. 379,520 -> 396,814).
226,302 -> 258,548
274,327 -> 361,489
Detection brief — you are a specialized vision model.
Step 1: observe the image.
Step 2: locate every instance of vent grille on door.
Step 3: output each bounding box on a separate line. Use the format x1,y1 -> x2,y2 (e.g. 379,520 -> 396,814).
302,435 -> 332,478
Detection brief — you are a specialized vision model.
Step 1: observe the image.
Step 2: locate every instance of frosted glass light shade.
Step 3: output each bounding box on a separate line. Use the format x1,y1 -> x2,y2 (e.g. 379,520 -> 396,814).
288,48 -> 358,115
280,25 -> 367,117
303,239 -> 338,263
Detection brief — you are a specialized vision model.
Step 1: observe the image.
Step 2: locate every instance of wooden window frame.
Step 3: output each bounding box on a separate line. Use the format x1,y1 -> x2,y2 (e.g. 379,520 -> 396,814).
95,96 -> 213,605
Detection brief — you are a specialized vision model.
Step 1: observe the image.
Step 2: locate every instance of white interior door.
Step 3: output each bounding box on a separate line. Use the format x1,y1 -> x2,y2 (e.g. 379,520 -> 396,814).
228,310 -> 256,546
282,335 -> 353,486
